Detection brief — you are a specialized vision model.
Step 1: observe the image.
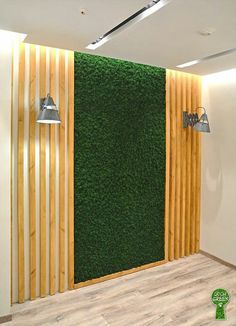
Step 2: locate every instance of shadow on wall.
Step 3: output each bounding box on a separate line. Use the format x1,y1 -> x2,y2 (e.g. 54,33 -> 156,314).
202,119 -> 223,222
202,144 -> 223,220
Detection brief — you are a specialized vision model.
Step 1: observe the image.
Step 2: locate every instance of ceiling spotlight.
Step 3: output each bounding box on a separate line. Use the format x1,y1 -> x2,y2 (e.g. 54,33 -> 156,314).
183,107 -> 210,133
37,94 -> 61,124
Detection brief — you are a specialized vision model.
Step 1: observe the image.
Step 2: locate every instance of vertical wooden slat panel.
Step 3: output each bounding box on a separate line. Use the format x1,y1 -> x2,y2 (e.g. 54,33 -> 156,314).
174,72 -> 181,259
49,48 -> 56,295
18,43 -> 25,303
29,44 -> 36,300
185,74 -> 192,256
59,50 -> 66,292
190,77 -> 197,254
168,70 -> 176,261
195,77 -> 202,252
165,70 -> 170,261
39,47 -> 47,297
68,52 -> 74,289
180,74 -> 187,257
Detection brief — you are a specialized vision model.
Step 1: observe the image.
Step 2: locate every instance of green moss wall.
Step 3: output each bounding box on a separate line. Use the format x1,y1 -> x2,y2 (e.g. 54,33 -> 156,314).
74,52 -> 166,283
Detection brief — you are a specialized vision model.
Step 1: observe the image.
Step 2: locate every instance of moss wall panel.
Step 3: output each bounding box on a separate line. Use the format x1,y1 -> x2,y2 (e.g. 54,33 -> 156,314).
74,53 -> 166,283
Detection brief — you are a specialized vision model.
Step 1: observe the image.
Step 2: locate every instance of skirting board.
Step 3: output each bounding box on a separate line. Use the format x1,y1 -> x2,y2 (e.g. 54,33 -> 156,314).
199,250 -> 236,270
74,259 -> 167,290
0,314 -> 12,324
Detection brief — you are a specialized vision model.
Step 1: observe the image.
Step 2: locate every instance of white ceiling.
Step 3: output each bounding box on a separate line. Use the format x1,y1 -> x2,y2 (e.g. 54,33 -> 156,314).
0,0 -> 236,75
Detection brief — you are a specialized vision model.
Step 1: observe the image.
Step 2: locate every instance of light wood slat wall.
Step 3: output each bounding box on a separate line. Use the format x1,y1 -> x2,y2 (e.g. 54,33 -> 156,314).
17,43 -> 25,303
166,70 -> 202,261
29,45 -> 36,300
11,43 -> 74,303
59,51 -> 66,293
49,49 -> 56,296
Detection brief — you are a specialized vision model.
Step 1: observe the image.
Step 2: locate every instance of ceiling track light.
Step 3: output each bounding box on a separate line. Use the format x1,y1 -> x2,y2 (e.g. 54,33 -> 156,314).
86,0 -> 171,50
177,47 -> 236,69
36,94 -> 61,124
183,107 -> 210,133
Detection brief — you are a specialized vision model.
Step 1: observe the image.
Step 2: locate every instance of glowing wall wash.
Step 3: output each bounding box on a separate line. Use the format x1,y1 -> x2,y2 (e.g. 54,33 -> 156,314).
74,53 -> 166,283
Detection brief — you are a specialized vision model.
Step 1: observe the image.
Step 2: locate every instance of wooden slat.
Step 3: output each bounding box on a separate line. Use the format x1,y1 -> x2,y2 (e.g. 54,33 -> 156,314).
169,70 -> 176,261
195,77 -> 202,252
29,44 -> 37,300
180,74 -> 187,257
59,50 -> 66,292
174,72 -> 181,259
185,74 -> 192,256
49,48 -> 56,295
165,70 -> 170,261
190,77 -> 197,254
17,43 -> 25,303
68,52 -> 74,290
39,47 -> 47,297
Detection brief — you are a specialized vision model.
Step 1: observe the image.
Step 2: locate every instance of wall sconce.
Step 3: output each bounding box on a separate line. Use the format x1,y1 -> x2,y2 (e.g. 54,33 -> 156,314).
36,94 -> 61,124
183,107 -> 210,133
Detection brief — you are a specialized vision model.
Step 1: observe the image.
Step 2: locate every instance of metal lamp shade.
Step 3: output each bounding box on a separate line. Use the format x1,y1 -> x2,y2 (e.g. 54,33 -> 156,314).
37,108 -> 61,124
193,113 -> 210,133
37,94 -> 61,124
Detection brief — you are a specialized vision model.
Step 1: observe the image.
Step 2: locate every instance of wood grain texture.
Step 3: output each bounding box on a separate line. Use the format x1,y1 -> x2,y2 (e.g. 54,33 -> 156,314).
49,48 -> 56,295
68,52 -> 74,290
180,74 -> 186,258
39,47 -> 47,298
195,78 -> 202,252
12,44 -> 74,303
166,70 -> 201,261
59,50 -> 66,293
17,43 -> 25,303
169,70 -> 176,261
10,254 -> 236,326
185,74 -> 192,257
174,72 -> 181,259
190,77 -> 197,255
165,71 -> 170,262
29,44 -> 37,300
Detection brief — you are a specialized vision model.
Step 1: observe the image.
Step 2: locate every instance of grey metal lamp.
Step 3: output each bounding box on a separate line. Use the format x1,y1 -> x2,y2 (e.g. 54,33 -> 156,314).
183,107 -> 210,133
36,93 -> 61,124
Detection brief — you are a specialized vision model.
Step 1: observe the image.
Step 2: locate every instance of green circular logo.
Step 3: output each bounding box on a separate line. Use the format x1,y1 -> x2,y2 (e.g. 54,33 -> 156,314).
212,288 -> 229,320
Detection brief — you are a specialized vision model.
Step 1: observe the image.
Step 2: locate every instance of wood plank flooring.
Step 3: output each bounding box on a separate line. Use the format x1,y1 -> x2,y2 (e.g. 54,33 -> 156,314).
9,254 -> 236,325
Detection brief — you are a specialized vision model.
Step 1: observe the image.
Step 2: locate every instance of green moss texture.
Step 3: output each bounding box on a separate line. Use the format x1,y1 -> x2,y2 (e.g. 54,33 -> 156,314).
74,52 -> 166,283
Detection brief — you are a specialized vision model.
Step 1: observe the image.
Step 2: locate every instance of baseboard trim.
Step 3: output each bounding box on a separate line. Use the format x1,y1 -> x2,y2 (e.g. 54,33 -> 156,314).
74,259 -> 167,290
0,314 -> 12,324
199,250 -> 236,270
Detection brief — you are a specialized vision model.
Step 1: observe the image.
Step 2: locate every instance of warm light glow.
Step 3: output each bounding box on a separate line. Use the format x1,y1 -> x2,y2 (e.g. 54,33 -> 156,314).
203,68 -> 236,84
0,29 -> 26,53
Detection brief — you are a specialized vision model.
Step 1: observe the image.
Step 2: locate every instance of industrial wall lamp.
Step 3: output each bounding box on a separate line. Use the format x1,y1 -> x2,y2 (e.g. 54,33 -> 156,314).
183,107 -> 210,133
37,94 -> 61,124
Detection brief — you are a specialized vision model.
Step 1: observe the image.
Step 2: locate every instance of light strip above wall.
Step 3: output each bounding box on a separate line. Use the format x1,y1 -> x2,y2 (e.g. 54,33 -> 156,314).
177,47 -> 236,68
86,0 -> 171,50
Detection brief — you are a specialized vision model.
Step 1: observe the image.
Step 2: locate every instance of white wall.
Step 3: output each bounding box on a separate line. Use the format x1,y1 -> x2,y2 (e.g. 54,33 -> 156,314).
201,69 -> 236,265
0,43 -> 12,317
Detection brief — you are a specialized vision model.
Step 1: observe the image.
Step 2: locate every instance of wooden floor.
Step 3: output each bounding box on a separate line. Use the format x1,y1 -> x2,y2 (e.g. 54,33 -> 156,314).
9,254 -> 236,326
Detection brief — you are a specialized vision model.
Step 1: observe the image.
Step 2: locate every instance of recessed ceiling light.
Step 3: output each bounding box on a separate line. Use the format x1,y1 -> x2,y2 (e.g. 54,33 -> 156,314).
86,0 -> 171,50
177,47 -> 236,69
177,60 -> 200,68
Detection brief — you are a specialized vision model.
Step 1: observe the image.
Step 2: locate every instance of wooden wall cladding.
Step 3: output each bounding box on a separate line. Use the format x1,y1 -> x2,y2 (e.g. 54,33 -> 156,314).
165,70 -> 202,261
11,46 -> 201,303
11,43 -> 74,303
